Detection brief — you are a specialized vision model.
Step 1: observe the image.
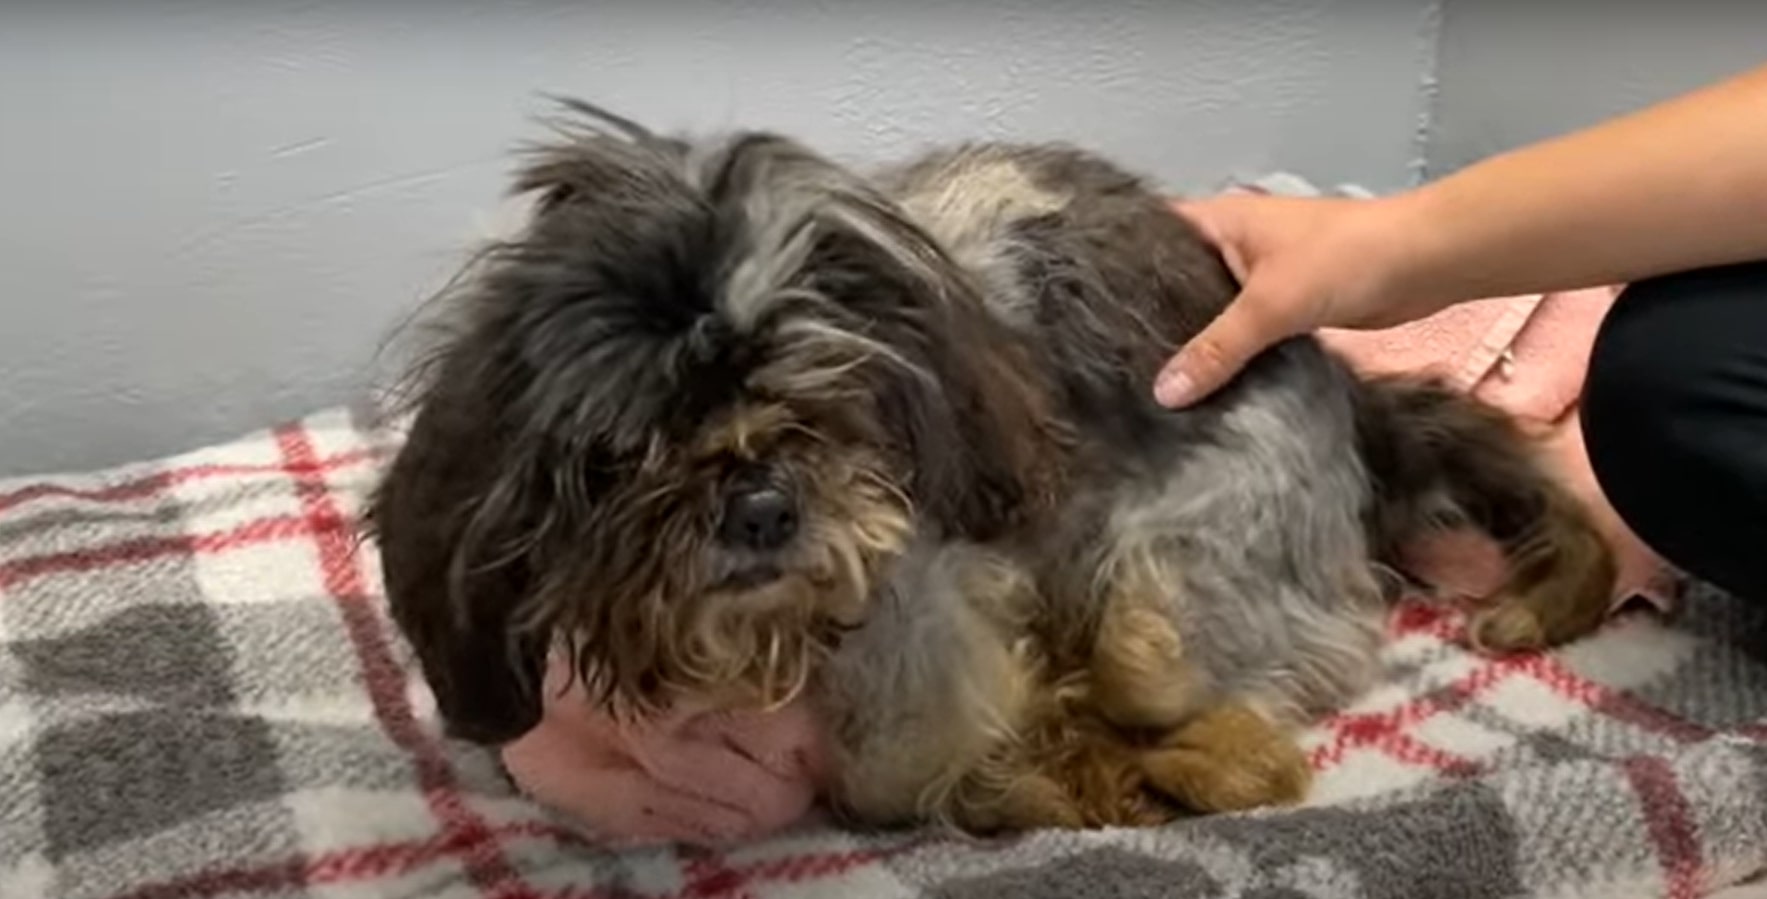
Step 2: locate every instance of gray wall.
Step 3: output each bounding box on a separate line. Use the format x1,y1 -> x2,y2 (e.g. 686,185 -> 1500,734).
0,0 -> 1443,478
1424,2 -> 1767,176
8,2 -> 1764,479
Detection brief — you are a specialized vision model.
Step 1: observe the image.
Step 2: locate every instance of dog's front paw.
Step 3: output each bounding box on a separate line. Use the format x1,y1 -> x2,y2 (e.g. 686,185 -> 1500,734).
1138,703 -> 1310,815
952,770 -> 1088,833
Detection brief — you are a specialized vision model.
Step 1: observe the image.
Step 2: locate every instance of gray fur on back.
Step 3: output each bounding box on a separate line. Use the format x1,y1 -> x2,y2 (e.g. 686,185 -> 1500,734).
815,143 -> 1394,821
891,143 -> 1388,721
1121,344 -> 1387,722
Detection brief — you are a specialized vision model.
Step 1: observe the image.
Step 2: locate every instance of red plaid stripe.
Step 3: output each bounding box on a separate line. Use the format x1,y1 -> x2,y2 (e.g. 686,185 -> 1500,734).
105,822 -> 578,899
0,444 -> 382,589
1623,756 -> 1704,899
1311,599 -> 1754,899
664,844 -> 921,899
1312,602 -> 1720,775
0,449 -> 380,516
273,424 -> 538,898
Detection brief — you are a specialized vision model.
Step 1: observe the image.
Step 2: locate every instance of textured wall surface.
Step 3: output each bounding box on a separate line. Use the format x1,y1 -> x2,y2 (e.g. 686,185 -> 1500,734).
1425,1 -> 1767,176
0,0 -> 1442,477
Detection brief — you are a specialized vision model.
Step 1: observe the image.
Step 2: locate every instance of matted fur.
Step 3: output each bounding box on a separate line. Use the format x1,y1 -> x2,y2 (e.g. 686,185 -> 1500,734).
369,100 -> 1617,832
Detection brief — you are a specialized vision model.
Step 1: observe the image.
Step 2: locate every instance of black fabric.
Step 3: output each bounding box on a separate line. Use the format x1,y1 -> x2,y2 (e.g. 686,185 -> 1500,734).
1584,260 -> 1767,601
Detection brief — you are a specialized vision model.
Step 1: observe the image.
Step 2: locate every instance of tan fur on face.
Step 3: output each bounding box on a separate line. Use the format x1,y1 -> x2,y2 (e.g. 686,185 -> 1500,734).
692,402 -> 801,461
558,412 -> 914,717
680,456 -> 911,710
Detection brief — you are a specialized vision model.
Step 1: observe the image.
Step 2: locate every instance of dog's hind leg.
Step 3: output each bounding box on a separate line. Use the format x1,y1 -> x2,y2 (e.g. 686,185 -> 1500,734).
1087,583 -> 1312,815
1357,376 -> 1618,653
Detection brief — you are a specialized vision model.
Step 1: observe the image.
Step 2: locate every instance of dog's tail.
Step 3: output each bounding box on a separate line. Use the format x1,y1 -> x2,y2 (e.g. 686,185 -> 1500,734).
1353,376 -> 1617,652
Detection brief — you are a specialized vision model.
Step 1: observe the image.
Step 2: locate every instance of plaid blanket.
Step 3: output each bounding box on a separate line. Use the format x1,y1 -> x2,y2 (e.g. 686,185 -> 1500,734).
3,405 -> 1766,899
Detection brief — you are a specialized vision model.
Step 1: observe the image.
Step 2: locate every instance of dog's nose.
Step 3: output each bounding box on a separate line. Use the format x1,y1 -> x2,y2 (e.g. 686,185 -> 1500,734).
720,485 -> 798,551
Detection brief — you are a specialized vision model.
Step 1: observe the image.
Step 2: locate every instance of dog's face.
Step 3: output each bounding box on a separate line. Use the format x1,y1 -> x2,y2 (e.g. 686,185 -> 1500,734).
370,103 -> 1053,744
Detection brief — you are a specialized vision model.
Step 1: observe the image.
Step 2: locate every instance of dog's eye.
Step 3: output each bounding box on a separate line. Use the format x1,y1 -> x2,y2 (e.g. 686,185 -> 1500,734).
583,440 -> 656,478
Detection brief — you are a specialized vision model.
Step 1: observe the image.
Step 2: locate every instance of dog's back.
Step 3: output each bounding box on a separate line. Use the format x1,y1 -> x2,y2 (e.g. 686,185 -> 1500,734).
883,146 -> 1390,712
847,141 -> 1618,826
883,143 -> 1354,480
883,144 -> 1232,443
882,141 -> 1616,717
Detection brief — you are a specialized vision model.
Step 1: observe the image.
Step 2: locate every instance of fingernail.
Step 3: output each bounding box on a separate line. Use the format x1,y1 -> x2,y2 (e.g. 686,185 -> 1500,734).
1154,369 -> 1193,407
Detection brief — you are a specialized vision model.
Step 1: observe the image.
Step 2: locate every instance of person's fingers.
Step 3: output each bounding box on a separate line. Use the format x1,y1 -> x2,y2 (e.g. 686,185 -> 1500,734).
1153,296 -> 1278,408
1170,197 -> 1253,282
1169,196 -> 1238,243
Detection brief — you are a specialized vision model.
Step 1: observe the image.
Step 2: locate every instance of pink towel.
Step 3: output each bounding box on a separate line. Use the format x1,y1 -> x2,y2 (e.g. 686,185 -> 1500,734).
500,654 -> 829,848
1319,288 -> 1682,611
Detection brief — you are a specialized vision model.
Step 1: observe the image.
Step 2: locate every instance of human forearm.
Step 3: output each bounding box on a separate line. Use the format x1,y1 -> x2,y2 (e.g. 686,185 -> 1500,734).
1389,62 -> 1767,305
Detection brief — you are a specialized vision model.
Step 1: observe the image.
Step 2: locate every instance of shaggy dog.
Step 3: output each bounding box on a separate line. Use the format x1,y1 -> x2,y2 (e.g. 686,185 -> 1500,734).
369,102 -> 1615,832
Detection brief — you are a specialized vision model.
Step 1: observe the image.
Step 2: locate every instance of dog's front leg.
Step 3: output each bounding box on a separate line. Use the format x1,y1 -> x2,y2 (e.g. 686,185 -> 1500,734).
819,543 -> 1091,832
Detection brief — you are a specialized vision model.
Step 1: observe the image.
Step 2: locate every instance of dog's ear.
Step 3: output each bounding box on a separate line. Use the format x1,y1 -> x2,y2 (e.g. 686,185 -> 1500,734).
369,391 -> 548,745
936,322 -> 1053,539
805,193 -> 1056,540
884,293 -> 1053,540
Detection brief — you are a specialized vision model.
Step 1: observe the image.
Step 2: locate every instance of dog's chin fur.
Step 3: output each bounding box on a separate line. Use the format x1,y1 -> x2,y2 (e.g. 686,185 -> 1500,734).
369,99 -> 1618,833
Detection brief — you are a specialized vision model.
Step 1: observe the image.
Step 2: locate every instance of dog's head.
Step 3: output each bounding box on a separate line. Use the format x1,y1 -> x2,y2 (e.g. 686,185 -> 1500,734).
369,102 -> 1054,744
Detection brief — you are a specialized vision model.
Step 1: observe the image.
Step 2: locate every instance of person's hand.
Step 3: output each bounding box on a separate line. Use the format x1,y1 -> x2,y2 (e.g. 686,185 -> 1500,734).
1153,192 -> 1444,407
